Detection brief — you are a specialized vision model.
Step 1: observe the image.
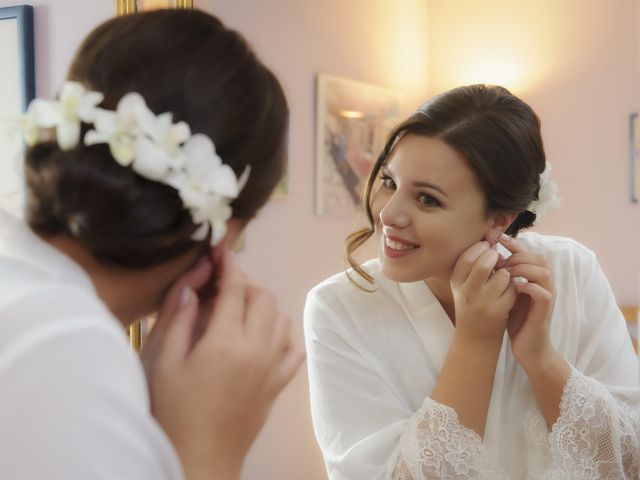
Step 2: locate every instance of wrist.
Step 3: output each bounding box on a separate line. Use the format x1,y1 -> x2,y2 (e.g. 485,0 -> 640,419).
521,346 -> 569,381
178,442 -> 243,480
448,334 -> 504,371
452,330 -> 504,355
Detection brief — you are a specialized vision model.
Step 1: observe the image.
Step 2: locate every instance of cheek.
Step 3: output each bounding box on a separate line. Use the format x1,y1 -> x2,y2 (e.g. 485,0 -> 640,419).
370,192 -> 388,229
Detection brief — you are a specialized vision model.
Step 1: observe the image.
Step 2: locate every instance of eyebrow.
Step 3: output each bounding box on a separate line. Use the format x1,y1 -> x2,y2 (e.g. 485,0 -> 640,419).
382,166 -> 449,198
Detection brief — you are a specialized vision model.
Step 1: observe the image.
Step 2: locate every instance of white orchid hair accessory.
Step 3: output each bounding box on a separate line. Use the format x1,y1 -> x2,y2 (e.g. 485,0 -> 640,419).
16,81 -> 249,246
526,162 -> 560,225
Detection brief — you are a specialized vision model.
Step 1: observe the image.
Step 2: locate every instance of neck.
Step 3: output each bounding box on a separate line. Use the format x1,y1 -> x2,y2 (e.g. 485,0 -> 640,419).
42,234 -> 200,327
425,276 -> 456,324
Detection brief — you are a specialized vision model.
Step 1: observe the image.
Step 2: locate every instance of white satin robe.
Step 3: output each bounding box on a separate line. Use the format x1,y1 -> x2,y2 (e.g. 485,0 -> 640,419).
304,232 -> 640,479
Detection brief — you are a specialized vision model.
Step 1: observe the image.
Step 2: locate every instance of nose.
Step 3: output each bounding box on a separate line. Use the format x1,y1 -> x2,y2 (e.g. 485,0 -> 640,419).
378,193 -> 410,229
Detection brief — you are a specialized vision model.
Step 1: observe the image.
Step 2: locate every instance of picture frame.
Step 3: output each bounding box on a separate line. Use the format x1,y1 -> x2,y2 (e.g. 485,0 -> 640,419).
630,113 -> 639,203
0,5 -> 35,219
115,0 -> 193,15
315,74 -> 402,216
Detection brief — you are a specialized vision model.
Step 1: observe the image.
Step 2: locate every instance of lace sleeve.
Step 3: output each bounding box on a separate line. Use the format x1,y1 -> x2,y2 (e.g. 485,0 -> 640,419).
385,397 -> 507,480
524,367 -> 640,480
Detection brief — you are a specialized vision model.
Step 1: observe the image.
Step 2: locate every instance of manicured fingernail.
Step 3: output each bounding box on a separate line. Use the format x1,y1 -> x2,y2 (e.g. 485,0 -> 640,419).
500,233 -> 511,242
180,287 -> 193,306
512,276 -> 528,285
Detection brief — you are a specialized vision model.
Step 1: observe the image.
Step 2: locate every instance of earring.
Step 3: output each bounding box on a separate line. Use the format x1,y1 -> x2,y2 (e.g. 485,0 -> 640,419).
492,229 -> 505,245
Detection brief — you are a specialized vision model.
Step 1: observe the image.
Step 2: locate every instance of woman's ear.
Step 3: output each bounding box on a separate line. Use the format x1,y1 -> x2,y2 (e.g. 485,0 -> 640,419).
483,212 -> 517,245
219,218 -> 247,251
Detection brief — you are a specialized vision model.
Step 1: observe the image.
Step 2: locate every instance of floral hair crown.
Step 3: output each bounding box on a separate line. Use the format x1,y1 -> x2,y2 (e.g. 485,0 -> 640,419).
526,163 -> 560,225
15,81 -> 249,246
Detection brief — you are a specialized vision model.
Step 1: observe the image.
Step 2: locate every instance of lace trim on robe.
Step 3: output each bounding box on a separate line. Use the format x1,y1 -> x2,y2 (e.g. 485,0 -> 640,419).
387,368 -> 639,479
524,367 -> 640,480
386,397 -> 507,479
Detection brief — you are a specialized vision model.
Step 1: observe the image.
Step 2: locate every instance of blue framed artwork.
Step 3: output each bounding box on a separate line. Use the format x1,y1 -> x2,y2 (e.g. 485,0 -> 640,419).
0,5 -> 34,218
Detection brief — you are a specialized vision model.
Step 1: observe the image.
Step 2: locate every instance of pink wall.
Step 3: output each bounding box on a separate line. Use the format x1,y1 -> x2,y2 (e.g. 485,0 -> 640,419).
426,0 -> 640,306
3,1 -> 638,479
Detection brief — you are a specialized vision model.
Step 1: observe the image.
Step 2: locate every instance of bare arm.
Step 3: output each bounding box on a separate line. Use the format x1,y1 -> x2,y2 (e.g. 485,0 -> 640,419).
431,241 -> 517,438
430,336 -> 503,437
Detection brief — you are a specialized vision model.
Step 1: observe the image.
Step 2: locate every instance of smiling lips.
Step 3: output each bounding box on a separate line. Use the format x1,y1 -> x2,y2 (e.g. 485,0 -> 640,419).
383,234 -> 420,258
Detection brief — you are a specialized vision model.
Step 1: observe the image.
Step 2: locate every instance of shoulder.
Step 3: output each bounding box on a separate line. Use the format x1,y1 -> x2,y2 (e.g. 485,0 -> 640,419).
306,258 -> 397,311
0,265 -> 129,375
517,231 -> 597,274
308,259 -> 378,299
305,259 -> 399,332
0,301 -> 181,479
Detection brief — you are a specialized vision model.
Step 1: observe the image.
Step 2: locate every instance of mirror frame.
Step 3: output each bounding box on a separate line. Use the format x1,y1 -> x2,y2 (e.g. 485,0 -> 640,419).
115,0 -> 194,16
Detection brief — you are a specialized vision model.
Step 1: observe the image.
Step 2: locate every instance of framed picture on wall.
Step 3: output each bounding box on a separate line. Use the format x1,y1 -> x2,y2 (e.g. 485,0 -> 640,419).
315,74 -> 402,216
0,5 -> 35,219
630,113 -> 639,203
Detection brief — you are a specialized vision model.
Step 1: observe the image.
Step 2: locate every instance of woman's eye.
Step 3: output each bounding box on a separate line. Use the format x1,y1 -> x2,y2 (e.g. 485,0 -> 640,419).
380,175 -> 396,190
417,193 -> 440,207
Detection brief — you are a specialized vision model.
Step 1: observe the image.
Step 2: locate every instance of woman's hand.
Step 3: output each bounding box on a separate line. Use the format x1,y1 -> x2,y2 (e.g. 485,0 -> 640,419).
141,251 -> 305,480
450,241 -> 518,348
498,234 -> 556,371
430,241 -> 517,437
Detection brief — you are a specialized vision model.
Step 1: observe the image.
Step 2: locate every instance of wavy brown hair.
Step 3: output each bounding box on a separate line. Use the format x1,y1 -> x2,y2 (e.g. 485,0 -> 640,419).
346,84 -> 546,286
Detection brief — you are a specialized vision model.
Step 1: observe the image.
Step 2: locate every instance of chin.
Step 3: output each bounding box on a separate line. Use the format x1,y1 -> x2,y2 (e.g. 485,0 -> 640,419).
379,259 -> 427,284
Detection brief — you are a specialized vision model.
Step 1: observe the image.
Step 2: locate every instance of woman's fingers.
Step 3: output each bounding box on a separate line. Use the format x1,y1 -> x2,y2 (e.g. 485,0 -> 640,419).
513,281 -> 553,318
502,251 -> 547,269
505,264 -> 552,289
451,241 -> 491,285
272,343 -> 306,393
142,256 -> 212,376
155,256 -> 213,328
157,288 -> 199,368
497,233 -> 527,254
244,285 -> 278,340
267,313 -> 293,360
486,267 -> 512,295
465,248 -> 499,288
201,250 -> 246,340
498,236 -> 548,268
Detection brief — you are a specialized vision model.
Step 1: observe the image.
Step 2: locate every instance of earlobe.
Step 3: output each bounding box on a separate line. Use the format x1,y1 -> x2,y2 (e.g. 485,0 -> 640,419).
483,228 -> 504,246
484,212 -> 517,245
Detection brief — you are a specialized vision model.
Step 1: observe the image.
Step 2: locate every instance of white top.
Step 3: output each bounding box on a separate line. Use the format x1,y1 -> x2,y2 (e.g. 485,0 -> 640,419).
305,232 -> 640,480
0,210 -> 184,479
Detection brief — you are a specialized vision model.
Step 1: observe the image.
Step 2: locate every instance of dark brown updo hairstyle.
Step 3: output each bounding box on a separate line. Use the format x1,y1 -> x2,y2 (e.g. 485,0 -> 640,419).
346,84 -> 546,284
25,9 -> 288,268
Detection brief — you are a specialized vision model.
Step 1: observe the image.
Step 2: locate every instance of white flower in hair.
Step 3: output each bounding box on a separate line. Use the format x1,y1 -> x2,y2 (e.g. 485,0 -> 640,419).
32,82 -> 104,150
168,134 -> 249,244
18,81 -> 250,246
15,100 -> 47,146
131,111 -> 191,181
527,163 -> 560,225
85,93 -> 157,168
146,112 -> 191,157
